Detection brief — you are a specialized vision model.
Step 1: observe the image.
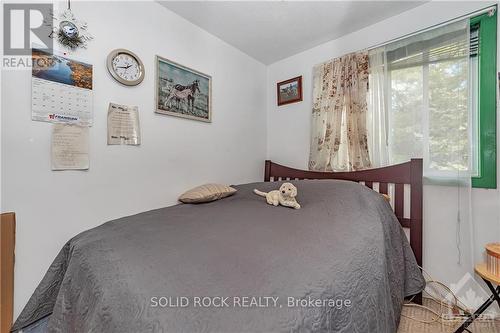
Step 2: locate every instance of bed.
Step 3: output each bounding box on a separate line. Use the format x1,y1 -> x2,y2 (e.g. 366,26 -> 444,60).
12,160 -> 424,333
264,159 -> 423,271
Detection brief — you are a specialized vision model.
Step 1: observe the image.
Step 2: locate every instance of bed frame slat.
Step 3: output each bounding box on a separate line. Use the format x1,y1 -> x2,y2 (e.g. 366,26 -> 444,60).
379,182 -> 388,194
395,183 -> 404,221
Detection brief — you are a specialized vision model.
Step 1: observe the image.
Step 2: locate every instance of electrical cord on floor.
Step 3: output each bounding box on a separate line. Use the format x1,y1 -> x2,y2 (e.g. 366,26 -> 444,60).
420,266 -> 469,312
401,266 -> 471,327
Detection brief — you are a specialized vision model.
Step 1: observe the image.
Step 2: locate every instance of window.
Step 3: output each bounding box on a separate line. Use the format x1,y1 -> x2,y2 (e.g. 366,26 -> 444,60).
383,10 -> 497,188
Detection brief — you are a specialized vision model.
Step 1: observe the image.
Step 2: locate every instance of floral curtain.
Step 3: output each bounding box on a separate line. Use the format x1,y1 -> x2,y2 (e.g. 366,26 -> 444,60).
309,51 -> 371,172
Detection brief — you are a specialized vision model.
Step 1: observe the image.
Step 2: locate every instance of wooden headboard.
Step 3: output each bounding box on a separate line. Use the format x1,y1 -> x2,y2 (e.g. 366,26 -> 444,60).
1,212 -> 15,333
263,159 -> 423,269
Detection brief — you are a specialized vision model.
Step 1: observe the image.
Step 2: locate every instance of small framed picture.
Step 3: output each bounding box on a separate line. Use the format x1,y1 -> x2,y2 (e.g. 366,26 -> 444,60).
277,76 -> 302,106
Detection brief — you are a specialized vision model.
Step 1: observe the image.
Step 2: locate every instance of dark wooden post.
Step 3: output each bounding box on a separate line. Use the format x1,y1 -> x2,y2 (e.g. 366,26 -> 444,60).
410,159 -> 423,305
264,160 -> 271,182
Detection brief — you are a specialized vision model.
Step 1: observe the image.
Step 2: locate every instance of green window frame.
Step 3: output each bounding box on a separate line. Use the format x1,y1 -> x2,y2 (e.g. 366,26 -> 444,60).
471,10 -> 497,189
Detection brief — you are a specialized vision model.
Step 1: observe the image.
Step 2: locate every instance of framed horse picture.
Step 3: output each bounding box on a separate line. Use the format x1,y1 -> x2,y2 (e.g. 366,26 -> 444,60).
155,56 -> 212,122
277,76 -> 302,106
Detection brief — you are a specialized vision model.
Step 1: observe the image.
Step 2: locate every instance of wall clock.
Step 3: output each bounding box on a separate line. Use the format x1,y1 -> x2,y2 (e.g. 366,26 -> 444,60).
106,49 -> 145,86
48,0 -> 93,50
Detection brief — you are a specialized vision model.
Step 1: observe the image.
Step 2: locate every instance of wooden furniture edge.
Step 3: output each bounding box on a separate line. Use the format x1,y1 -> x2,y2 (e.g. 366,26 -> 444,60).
1,212 -> 15,333
476,263 -> 500,286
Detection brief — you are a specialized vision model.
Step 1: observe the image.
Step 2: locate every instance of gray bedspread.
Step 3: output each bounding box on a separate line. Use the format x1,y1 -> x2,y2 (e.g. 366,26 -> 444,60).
12,180 -> 424,333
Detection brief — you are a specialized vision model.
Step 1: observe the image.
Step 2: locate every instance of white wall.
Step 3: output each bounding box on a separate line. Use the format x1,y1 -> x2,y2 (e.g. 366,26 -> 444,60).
266,1 -> 500,289
1,1 -> 267,317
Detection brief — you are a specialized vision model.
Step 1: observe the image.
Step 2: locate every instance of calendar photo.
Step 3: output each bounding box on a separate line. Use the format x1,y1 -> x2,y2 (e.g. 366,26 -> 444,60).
32,48 -> 92,89
31,48 -> 93,126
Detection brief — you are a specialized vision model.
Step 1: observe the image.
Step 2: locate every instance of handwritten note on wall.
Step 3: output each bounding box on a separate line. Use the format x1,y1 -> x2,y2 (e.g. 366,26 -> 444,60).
51,124 -> 89,170
107,103 -> 141,145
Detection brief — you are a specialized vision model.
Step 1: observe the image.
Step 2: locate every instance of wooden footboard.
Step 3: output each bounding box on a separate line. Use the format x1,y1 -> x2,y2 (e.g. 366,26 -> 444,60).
263,159 -> 423,270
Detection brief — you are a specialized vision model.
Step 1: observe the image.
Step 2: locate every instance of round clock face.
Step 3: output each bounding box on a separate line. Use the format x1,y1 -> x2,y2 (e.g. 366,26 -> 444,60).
107,49 -> 144,86
60,21 -> 78,38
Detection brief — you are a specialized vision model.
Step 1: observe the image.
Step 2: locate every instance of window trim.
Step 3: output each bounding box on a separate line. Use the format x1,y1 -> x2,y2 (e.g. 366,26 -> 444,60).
471,10 -> 497,189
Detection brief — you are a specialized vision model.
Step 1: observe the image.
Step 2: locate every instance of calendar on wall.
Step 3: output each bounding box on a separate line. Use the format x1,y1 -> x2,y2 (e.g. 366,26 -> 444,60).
31,48 -> 93,126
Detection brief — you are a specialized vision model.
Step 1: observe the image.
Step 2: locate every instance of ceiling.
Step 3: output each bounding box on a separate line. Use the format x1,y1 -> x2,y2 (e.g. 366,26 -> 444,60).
159,1 -> 427,64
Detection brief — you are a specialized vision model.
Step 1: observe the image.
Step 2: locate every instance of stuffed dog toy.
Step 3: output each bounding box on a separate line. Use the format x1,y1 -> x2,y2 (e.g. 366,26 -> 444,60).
253,182 -> 301,209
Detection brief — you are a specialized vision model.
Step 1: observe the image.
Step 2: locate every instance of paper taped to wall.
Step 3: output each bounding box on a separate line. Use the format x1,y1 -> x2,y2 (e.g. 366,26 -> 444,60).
51,124 -> 89,170
107,103 -> 141,145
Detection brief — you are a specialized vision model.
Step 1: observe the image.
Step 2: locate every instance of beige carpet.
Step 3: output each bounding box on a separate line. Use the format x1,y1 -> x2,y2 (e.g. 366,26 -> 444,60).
398,298 -> 500,333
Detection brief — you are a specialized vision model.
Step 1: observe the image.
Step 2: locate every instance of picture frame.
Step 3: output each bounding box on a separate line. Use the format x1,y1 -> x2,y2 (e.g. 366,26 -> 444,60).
155,55 -> 212,122
277,76 -> 302,106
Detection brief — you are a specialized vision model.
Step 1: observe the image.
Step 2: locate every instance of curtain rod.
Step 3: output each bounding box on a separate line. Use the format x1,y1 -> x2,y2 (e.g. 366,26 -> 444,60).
366,5 -> 497,51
